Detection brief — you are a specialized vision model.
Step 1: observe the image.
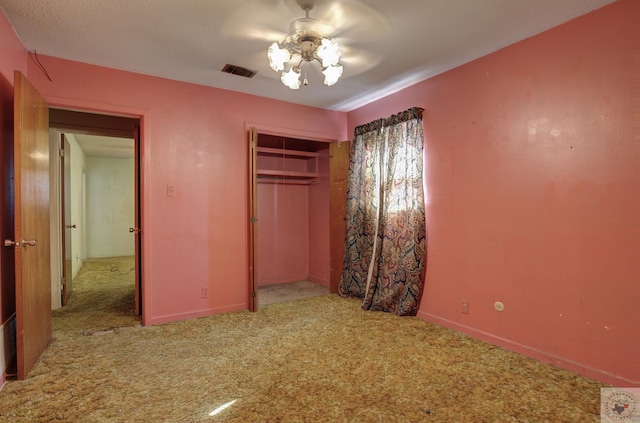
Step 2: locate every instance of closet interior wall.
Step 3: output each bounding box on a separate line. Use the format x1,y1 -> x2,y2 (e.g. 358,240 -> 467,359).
255,134 -> 330,289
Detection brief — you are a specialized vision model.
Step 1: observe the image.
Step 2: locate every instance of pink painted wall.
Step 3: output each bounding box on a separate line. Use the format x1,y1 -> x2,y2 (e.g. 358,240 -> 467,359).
0,10 -> 27,81
257,182 -> 309,286
14,54 -> 346,325
347,0 -> 639,386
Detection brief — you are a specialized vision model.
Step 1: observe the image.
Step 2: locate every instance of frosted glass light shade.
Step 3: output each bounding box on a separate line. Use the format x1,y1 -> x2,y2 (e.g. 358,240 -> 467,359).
281,67 -> 301,89
316,38 -> 341,67
267,42 -> 291,72
322,64 -> 343,86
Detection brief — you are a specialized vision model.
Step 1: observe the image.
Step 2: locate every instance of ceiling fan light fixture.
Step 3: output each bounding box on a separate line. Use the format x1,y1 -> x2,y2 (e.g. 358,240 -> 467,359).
267,1 -> 343,89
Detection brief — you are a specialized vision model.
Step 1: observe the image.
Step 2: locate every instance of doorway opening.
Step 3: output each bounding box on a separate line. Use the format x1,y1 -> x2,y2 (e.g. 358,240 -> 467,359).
48,109 -> 141,330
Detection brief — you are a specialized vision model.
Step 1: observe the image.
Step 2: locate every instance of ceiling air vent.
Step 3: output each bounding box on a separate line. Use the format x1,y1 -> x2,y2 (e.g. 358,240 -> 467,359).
221,64 -> 257,78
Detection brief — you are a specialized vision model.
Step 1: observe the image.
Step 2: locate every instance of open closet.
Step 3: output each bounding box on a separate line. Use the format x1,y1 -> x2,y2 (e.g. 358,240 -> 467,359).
249,129 -> 332,309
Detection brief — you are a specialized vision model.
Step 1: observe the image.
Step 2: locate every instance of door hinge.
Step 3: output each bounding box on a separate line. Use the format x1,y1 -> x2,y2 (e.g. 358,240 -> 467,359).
250,141 -> 255,148
251,291 -> 256,298
250,216 -> 257,223
59,148 -> 64,158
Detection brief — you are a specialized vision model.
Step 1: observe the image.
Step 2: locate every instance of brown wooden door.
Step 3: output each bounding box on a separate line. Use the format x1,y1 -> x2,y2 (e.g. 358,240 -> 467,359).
60,134 -> 72,305
329,141 -> 350,294
248,128 -> 258,311
13,71 -> 51,379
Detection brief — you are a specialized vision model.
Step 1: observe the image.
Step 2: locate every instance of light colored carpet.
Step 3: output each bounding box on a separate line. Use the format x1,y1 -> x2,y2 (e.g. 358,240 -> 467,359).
52,256 -> 140,335
258,280 -> 330,306
0,258 -> 606,422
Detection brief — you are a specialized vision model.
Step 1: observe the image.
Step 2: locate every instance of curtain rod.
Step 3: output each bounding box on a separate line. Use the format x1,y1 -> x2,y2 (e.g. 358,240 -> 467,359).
354,107 -> 424,136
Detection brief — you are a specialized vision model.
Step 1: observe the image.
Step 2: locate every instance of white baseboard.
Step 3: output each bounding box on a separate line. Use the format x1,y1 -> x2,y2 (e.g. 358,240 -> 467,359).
1,313 -> 16,386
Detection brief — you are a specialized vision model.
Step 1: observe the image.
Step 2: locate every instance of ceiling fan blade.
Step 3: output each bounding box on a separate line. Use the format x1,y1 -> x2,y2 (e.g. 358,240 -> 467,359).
306,0 -> 391,38
221,0 -> 302,42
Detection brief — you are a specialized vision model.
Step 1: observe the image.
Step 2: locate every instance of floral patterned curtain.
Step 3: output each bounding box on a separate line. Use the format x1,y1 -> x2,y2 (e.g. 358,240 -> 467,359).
339,107 -> 426,316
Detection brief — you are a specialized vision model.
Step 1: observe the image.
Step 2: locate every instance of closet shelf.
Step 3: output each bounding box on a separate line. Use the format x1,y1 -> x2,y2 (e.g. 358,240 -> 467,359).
256,147 -> 319,158
257,176 -> 316,185
257,169 -> 318,178
256,146 -> 319,180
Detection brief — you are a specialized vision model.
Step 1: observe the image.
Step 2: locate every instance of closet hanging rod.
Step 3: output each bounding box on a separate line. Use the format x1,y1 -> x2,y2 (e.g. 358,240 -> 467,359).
257,178 -> 317,186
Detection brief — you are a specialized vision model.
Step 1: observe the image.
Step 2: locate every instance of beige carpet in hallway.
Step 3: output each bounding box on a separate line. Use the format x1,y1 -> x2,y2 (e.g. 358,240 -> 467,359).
52,256 -> 140,335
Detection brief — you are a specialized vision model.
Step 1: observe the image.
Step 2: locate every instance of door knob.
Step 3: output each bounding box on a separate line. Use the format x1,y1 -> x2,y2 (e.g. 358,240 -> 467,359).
4,239 -> 35,247
65,224 -> 77,229
129,228 -> 140,234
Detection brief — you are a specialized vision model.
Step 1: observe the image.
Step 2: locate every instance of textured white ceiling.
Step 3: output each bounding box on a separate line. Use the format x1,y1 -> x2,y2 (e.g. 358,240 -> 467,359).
74,134 -> 133,159
0,0 -> 616,111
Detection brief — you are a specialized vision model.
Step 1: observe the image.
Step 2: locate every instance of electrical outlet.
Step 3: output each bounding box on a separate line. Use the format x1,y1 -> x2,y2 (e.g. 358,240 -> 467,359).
461,300 -> 469,314
201,288 -> 208,299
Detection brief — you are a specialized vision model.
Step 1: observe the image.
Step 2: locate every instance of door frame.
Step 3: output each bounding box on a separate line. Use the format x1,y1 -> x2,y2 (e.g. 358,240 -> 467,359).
60,134 -> 72,305
329,140 -> 350,294
246,122 -> 337,311
248,128 -> 258,311
48,108 -> 144,320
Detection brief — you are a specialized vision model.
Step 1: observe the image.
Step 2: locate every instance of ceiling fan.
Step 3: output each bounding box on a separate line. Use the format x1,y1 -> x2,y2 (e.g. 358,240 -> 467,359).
267,0 -> 344,89
221,0 -> 391,88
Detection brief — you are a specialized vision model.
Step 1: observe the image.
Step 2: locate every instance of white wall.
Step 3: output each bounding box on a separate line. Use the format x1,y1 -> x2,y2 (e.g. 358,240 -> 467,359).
86,156 -> 134,258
